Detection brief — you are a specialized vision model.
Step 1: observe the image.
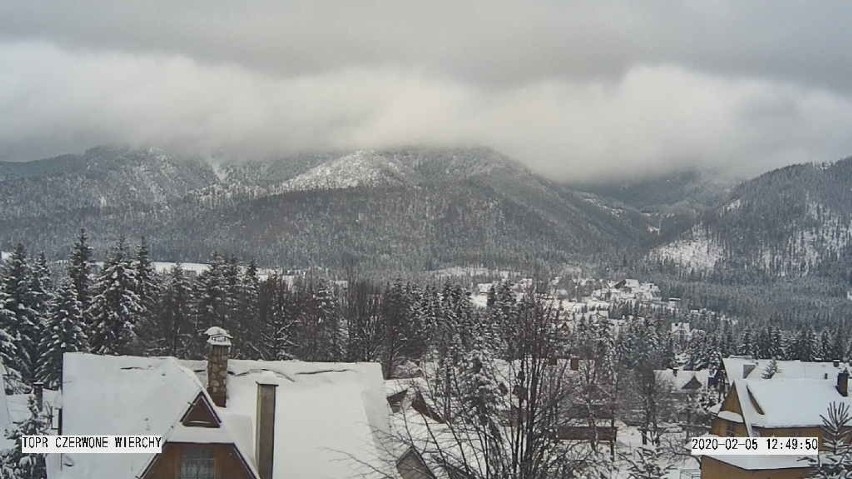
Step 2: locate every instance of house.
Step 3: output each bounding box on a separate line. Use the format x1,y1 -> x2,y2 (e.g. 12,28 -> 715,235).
701,368 -> 851,478
656,368 -> 709,395
48,328 -> 396,479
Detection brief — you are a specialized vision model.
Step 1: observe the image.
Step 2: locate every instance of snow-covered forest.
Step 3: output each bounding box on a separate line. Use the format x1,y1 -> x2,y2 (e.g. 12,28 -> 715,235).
1,231 -> 851,477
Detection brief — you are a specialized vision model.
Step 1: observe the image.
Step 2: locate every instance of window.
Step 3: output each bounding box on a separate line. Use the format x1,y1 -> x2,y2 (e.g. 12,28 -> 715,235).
180,447 -> 215,479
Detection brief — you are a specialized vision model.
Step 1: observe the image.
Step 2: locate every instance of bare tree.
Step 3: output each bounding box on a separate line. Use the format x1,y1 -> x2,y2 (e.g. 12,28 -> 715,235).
392,293 -> 599,479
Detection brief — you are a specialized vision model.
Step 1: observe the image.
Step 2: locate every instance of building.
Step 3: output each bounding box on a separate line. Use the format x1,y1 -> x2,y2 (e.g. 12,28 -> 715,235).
48,328 -> 396,479
701,362 -> 851,479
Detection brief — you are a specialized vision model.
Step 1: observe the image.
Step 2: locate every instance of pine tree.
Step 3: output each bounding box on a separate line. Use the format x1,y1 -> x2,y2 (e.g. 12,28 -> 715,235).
806,402 -> 852,478
2,244 -> 38,381
0,289 -> 21,388
87,239 -> 143,355
36,281 -> 88,388
623,445 -> 674,479
149,265 -> 194,357
235,260 -> 260,357
194,253 -> 228,355
1,395 -> 48,479
68,229 -> 93,315
133,237 -> 159,317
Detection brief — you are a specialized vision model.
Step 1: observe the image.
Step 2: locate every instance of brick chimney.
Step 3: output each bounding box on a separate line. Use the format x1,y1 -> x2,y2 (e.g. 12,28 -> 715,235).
838,369 -> 849,397
32,381 -> 44,411
256,382 -> 278,479
205,327 -> 232,407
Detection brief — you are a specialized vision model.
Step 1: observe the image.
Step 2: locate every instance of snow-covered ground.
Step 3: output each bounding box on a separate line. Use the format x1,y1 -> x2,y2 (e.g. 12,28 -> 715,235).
651,227 -> 723,271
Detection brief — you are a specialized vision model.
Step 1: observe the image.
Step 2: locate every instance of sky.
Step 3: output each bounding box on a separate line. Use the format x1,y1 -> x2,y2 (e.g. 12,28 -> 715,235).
2,1 -> 852,182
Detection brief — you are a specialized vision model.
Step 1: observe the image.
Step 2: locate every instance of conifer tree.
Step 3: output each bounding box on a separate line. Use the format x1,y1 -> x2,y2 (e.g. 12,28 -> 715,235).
68,229 -> 93,315
133,237 -> 159,316
0,289 -> 21,387
2,395 -> 49,479
806,402 -> 852,478
87,239 -> 143,355
36,281 -> 87,388
150,265 -> 194,357
2,244 -> 38,380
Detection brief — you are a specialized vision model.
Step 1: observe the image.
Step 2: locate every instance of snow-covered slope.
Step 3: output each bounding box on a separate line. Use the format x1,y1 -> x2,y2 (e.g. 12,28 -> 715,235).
280,150 -> 411,192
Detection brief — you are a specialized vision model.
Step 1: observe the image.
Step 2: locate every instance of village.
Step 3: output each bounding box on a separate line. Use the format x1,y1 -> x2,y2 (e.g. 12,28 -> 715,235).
0,247 -> 841,479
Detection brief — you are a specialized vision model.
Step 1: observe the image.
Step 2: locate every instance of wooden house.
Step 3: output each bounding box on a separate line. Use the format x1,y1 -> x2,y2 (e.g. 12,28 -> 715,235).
48,328 -> 395,479
701,368 -> 850,479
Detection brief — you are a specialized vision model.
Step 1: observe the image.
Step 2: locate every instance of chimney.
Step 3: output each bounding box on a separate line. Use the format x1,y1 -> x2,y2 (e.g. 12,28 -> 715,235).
205,327 -> 232,407
32,381 -> 44,411
742,363 -> 756,379
838,370 -> 849,397
256,382 -> 278,479
834,360 -> 841,368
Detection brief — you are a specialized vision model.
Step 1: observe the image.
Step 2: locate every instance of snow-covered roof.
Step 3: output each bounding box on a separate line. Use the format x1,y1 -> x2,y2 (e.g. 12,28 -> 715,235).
705,453 -> 811,471
181,358 -> 392,479
734,377 -> 852,429
53,353 -> 392,479
655,369 -> 709,391
722,357 -> 852,384
53,353 -> 243,479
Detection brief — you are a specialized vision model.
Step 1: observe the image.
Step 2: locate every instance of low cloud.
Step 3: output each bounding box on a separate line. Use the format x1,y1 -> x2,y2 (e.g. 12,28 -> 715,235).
2,39 -> 852,182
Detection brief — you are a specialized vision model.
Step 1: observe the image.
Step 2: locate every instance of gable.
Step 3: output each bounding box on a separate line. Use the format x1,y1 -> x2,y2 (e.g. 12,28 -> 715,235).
720,386 -> 743,415
682,375 -> 702,390
181,393 -> 222,428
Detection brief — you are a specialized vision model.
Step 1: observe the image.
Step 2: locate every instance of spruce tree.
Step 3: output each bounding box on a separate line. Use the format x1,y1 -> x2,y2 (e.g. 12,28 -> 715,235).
133,237 -> 159,317
36,281 -> 88,388
806,402 -> 852,478
2,244 -> 38,381
68,229 -> 93,315
87,239 -> 143,355
151,265 -> 194,357
0,289 -> 21,388
2,395 -> 49,479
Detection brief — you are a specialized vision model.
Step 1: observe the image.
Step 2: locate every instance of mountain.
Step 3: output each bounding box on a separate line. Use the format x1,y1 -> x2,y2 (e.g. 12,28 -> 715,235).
650,158 -> 852,280
574,170 -> 733,243
0,146 -> 656,271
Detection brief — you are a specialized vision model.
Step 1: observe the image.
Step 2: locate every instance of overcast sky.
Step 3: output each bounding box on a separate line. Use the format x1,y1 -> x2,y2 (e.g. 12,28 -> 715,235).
2,1 -> 852,182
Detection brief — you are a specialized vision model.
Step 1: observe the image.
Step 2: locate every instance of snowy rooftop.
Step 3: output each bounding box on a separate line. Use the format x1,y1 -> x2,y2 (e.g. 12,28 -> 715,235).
705,453 -> 811,471
722,357 -> 852,383
52,353 -> 392,479
733,377 -> 852,429
655,369 -> 709,391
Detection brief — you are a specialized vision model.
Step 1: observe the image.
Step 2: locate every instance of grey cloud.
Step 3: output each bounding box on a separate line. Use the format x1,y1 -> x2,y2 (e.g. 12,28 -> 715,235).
2,2 -> 852,181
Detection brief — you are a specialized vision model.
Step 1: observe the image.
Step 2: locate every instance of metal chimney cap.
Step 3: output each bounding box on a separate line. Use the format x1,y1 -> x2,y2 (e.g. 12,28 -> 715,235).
205,326 -> 232,346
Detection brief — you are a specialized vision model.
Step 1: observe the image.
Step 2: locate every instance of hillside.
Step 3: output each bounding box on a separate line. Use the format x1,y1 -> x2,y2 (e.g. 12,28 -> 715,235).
0,146 -> 656,270
650,158 -> 852,280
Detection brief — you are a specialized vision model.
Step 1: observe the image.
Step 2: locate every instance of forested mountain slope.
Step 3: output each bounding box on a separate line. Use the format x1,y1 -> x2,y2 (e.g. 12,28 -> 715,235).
0,146 -> 656,270
651,158 -> 852,281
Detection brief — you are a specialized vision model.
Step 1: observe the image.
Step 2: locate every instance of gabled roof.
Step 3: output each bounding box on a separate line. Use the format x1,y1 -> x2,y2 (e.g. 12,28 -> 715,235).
179,358 -> 392,479
51,353 -> 258,479
655,369 -> 709,391
729,378 -> 852,431
722,357 -> 851,384
52,353 -> 394,479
